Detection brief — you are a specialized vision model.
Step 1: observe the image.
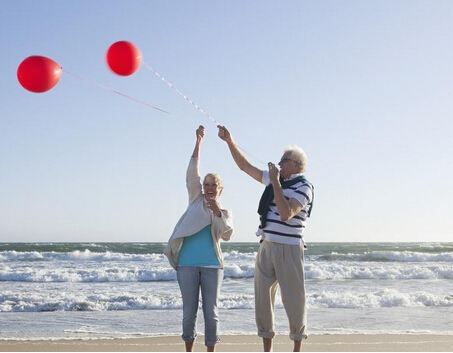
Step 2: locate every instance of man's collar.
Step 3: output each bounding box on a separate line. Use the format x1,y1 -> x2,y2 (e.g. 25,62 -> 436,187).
283,173 -> 304,181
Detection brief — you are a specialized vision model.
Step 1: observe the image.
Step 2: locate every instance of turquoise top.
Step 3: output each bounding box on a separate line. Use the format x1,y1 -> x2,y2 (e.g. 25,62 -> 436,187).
178,224 -> 221,267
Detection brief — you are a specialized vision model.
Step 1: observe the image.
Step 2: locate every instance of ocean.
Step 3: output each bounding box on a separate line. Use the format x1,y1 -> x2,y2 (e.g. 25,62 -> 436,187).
1,242 -> 452,341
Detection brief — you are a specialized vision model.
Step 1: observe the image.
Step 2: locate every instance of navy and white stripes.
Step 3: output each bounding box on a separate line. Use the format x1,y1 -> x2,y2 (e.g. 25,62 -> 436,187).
257,172 -> 313,245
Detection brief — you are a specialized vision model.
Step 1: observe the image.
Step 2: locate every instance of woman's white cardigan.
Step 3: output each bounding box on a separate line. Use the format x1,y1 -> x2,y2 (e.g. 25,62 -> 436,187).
164,157 -> 234,270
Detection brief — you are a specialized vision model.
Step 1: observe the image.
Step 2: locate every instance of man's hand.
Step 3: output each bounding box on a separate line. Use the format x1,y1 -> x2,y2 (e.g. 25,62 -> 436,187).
268,162 -> 280,186
217,125 -> 231,143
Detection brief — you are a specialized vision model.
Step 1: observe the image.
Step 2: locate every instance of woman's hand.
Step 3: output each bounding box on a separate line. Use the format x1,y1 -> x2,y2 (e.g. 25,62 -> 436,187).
206,199 -> 222,217
196,125 -> 205,142
192,125 -> 205,158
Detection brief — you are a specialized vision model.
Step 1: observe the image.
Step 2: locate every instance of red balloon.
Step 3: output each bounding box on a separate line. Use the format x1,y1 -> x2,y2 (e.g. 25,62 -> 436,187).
106,41 -> 142,76
17,56 -> 62,93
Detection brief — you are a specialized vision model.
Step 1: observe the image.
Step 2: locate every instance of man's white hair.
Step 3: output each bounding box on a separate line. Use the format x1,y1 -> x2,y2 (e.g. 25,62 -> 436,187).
283,145 -> 308,173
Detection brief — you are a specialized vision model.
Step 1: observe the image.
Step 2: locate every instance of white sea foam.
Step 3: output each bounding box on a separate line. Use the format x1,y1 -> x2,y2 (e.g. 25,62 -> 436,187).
314,251 -> 453,262
0,250 -> 163,262
0,265 -> 178,282
2,248 -> 452,265
308,289 -> 453,309
2,283 -> 452,313
305,262 -> 453,280
1,260 -> 451,283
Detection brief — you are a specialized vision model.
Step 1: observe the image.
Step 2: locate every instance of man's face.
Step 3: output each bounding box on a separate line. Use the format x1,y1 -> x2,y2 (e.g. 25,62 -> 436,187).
278,153 -> 299,179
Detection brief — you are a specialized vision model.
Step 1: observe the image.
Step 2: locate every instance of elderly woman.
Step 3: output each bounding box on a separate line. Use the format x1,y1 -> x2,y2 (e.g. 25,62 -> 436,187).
164,125 -> 234,352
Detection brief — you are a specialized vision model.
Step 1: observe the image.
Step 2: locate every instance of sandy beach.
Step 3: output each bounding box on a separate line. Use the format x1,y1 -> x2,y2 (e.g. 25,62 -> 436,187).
1,334 -> 453,352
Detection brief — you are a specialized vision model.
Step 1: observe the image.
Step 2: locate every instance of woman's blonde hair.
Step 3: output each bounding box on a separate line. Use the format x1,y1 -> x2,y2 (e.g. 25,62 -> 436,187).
203,173 -> 224,193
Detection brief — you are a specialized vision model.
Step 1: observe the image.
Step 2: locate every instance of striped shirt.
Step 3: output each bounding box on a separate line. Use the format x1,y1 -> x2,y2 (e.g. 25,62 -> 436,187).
256,171 -> 313,245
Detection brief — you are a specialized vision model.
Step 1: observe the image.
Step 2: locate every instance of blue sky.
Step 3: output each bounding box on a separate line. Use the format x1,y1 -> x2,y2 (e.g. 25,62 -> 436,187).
1,0 -> 452,243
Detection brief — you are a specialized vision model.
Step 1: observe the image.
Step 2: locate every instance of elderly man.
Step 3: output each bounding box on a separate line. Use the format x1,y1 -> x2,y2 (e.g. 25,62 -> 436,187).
218,125 -> 313,352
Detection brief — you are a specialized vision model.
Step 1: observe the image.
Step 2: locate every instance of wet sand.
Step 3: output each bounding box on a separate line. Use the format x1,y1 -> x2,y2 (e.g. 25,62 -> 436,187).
1,334 -> 453,352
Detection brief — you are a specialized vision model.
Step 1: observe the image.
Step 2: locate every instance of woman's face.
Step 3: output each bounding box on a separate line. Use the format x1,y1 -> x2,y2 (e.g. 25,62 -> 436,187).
203,177 -> 222,200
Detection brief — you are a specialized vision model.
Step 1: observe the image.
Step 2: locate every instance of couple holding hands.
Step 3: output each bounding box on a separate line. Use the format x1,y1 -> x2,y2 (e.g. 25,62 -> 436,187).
164,125 -> 314,352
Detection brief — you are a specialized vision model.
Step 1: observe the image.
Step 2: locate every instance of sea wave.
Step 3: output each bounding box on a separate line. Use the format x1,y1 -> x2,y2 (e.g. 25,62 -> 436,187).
2,247 -> 453,265
0,250 -> 163,262
305,262 -> 453,280
1,288 -> 452,312
1,261 -> 452,282
0,265 -> 176,282
309,289 -> 453,309
0,291 -> 183,312
314,251 -> 453,262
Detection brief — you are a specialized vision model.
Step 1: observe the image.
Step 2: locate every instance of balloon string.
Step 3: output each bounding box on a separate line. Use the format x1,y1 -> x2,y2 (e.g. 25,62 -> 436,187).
141,61 -> 267,166
63,67 -> 266,166
62,69 -> 171,114
142,61 -> 220,126
235,144 -> 267,166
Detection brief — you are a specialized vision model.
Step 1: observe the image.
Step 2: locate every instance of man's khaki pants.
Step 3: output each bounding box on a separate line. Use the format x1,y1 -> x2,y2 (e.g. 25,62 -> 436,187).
254,240 -> 307,341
